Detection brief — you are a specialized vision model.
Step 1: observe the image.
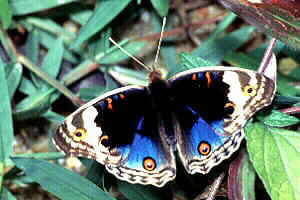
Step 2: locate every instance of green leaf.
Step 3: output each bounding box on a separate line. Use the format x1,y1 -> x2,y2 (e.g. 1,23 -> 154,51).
224,52 -> 259,70
85,161 -> 105,188
179,52 -> 214,70
160,45 -> 179,78
150,0 -> 169,17
192,26 -> 255,65
12,157 -> 116,200
0,63 -> 14,164
117,181 -> 165,200
25,29 -> 39,64
71,0 -> 132,49
274,95 -> 300,106
6,63 -> 23,99
22,17 -> 76,47
0,187 -> 16,200
249,39 -> 285,59
206,12 -> 237,42
13,152 -> 64,160
19,77 -> 38,95
107,66 -> 148,86
14,91 -> 52,120
88,28 -> 111,59
25,29 -> 41,86
261,110 -> 300,127
40,37 -> 64,88
245,123 -> 300,200
70,7 -> 93,25
11,0 -> 79,16
37,29 -> 78,63
42,110 -> 65,123
0,0 -> 12,29
98,41 -> 146,64
0,162 -> 3,189
21,17 -> 78,63
277,75 -> 300,96
79,87 -> 106,101
104,72 -> 119,91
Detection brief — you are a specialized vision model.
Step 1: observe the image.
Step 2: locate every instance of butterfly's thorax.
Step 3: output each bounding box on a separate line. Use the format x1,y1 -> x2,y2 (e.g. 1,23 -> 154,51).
148,79 -> 177,147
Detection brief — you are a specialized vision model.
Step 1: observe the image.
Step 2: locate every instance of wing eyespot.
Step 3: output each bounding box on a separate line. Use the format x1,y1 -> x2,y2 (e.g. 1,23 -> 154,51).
205,72 -> 212,87
198,141 -> 211,156
106,98 -> 113,110
99,135 -> 110,147
143,157 -> 157,171
243,85 -> 257,96
71,128 -> 87,142
224,102 -> 235,115
192,73 -> 197,80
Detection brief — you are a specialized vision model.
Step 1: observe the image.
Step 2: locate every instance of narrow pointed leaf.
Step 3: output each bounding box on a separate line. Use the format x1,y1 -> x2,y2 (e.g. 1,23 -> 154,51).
192,26 -> 255,65
261,110 -> 300,127
0,63 -> 14,163
25,29 -> 41,86
0,0 -> 12,29
12,157 -> 116,200
19,77 -> 38,95
40,37 -> 64,88
14,91 -> 52,120
117,181 -> 165,200
11,0 -> 79,16
98,41 -> 145,64
0,187 -> 16,200
6,63 -> 23,99
150,0 -> 169,17
71,0 -> 132,49
179,53 -> 214,70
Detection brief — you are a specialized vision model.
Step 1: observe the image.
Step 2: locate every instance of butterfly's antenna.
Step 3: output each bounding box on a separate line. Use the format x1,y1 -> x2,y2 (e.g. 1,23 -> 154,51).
152,17 -> 167,71
109,37 -> 152,71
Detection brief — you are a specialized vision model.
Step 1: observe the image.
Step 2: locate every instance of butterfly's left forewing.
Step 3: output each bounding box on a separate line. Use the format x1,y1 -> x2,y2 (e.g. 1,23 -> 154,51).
53,85 -> 176,187
168,67 -> 275,174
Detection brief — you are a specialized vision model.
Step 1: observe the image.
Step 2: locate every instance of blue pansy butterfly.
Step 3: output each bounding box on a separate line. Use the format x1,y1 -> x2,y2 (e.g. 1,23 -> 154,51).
53,35 -> 277,187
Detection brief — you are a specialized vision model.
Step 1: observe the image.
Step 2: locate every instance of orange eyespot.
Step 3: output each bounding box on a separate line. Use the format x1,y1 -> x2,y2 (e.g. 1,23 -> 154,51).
192,74 -> 197,80
71,128 -> 87,142
243,85 -> 257,96
224,102 -> 235,115
198,142 -> 211,156
99,135 -> 110,147
143,157 -> 156,171
119,94 -> 125,99
205,72 -> 212,87
106,98 -> 113,110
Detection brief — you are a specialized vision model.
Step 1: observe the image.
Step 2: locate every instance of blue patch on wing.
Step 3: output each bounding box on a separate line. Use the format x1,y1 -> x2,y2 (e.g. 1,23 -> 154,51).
118,117 -> 164,170
186,107 -> 229,157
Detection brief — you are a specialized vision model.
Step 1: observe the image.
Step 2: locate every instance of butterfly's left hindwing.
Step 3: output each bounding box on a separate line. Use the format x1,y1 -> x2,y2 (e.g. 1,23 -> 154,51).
168,67 -> 275,174
53,85 -> 176,187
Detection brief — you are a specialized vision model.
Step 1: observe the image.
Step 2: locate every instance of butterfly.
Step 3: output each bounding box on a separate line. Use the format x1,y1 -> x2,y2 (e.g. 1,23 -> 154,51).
53,30 -> 277,187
